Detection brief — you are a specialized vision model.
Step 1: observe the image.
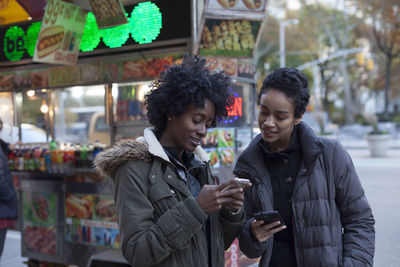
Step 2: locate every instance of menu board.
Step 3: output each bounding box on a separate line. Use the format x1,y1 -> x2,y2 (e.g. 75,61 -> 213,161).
33,0 -> 87,65
65,193 -> 120,249
123,56 -> 174,80
88,0 -> 128,29
22,191 -> 58,255
0,52 -> 184,91
199,19 -> 261,57
203,128 -> 236,168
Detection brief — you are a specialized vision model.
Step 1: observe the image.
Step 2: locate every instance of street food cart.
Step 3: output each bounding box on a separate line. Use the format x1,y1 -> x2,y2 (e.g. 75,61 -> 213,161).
0,0 -> 267,266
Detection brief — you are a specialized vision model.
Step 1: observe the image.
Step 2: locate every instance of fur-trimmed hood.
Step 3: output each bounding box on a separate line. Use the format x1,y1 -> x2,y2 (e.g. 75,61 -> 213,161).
94,128 -> 210,177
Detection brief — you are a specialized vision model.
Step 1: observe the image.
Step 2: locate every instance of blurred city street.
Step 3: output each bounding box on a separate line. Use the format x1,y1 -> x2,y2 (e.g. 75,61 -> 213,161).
1,146 -> 399,267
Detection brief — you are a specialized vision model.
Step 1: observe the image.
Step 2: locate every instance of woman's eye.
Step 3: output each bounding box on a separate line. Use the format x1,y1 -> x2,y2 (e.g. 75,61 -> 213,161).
277,117 -> 286,121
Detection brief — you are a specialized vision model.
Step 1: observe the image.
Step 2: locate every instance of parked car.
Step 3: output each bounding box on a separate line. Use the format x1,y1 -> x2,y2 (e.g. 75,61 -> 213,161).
88,112 -> 110,146
21,123 -> 48,143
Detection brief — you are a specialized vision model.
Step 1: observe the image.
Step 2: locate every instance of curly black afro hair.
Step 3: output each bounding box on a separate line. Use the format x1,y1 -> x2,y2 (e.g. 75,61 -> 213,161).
259,68 -> 310,118
145,55 -> 235,137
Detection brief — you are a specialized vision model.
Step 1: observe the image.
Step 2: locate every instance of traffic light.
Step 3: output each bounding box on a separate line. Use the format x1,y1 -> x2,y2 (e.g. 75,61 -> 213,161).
356,53 -> 364,66
366,58 -> 374,70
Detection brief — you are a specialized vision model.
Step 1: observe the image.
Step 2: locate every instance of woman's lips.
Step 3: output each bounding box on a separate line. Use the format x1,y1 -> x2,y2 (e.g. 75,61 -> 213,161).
190,137 -> 201,146
262,129 -> 277,137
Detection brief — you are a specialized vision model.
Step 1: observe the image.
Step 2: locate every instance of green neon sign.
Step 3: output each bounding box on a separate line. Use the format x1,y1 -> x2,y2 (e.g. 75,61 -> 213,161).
80,12 -> 101,52
79,3 -> 163,51
26,22 -> 42,57
130,2 -> 162,44
4,26 -> 26,61
100,13 -> 130,48
2,2 -> 164,61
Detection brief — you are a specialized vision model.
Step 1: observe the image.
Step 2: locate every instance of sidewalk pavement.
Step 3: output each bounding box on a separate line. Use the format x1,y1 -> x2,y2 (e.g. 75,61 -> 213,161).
346,147 -> 400,167
346,147 -> 400,267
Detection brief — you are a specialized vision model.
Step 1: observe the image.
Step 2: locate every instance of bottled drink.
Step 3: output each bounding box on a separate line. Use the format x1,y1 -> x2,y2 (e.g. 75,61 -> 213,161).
44,149 -> 52,173
49,140 -> 58,173
87,144 -> 94,168
14,145 -> 20,171
39,148 -> 46,172
49,140 -> 57,153
33,146 -> 42,171
23,148 -> 30,171
74,144 -> 81,168
56,149 -> 64,174
63,143 -> 75,174
93,140 -> 103,158
81,144 -> 88,168
51,150 -> 58,174
7,148 -> 15,171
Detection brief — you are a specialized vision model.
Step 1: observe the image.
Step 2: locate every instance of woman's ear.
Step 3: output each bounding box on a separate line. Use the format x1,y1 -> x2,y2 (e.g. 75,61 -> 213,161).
294,114 -> 303,125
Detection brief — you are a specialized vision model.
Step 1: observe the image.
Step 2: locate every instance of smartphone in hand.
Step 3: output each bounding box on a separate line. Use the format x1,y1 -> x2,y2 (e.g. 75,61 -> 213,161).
221,178 -> 251,192
253,211 -> 285,227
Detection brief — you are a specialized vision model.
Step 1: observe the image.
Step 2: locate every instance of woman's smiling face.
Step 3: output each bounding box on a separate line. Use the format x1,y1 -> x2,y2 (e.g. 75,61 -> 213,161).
160,99 -> 215,155
258,89 -> 302,152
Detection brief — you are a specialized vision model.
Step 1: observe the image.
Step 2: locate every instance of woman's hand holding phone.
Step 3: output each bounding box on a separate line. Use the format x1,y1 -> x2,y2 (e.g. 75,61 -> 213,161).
196,178 -> 251,214
251,211 -> 286,242
222,178 -> 252,213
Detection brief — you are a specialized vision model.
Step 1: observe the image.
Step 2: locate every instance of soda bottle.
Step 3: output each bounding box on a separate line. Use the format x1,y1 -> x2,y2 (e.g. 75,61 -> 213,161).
81,144 -> 88,168
44,149 -> 52,173
63,143 -> 75,174
49,140 -> 58,173
33,146 -> 42,171
74,144 -> 81,168
23,147 -> 30,171
7,148 -> 15,171
49,140 -> 57,153
93,140 -> 103,158
87,144 -> 94,168
39,147 -> 46,172
51,150 -> 58,174
56,149 -> 64,174
14,145 -> 20,171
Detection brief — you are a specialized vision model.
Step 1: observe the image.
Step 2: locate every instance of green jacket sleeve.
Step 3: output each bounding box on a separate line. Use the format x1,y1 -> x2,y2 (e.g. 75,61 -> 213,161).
114,160 -> 208,267
219,205 -> 246,250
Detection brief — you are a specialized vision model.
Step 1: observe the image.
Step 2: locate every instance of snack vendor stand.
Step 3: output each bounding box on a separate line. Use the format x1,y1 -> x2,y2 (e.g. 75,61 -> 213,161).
0,0 -> 267,266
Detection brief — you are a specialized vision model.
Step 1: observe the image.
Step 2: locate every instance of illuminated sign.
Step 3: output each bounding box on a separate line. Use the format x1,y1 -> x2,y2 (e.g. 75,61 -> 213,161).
0,0 -> 190,63
224,92 -> 243,124
227,96 -> 243,118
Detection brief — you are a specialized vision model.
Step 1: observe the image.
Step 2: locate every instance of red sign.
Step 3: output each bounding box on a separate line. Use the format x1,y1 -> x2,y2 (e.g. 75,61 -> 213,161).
227,97 -> 243,117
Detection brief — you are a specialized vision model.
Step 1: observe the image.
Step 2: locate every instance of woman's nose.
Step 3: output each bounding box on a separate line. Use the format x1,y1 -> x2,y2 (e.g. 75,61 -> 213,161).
263,117 -> 275,126
197,123 -> 207,137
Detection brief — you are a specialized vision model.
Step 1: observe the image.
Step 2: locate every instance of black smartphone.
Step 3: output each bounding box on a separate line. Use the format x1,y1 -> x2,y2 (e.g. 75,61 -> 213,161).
253,211 -> 285,226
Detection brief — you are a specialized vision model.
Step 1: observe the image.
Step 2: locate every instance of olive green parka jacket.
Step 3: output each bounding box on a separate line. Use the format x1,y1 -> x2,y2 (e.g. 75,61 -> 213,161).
94,128 -> 245,267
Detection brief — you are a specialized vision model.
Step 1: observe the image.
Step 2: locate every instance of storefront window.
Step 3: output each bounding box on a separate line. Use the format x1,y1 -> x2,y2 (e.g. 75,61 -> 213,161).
13,90 -> 49,143
112,81 -> 152,122
0,92 -> 17,143
52,85 -> 109,145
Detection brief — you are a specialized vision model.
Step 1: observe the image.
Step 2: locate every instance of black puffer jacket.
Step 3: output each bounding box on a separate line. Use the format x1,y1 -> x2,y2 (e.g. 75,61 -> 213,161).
234,122 -> 375,267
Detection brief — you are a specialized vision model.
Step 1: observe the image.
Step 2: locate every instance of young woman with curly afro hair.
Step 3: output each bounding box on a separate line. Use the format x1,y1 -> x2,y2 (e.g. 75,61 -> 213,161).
95,55 -> 251,267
